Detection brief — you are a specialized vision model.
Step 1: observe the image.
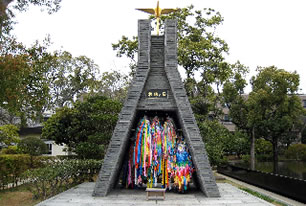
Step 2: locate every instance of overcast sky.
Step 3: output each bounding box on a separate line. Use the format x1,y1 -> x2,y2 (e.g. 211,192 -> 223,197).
11,0 -> 306,93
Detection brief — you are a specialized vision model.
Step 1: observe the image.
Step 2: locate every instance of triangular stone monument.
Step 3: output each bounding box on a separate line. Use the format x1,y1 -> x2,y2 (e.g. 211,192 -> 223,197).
93,19 -> 220,197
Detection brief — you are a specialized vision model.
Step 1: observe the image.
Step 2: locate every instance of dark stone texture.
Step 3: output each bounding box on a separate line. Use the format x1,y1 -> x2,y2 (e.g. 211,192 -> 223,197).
163,20 -> 219,197
138,35 -> 176,111
93,19 -> 151,197
93,19 -> 220,198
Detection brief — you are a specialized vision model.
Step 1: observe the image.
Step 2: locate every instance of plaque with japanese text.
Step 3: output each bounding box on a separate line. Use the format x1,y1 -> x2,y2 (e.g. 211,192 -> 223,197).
146,89 -> 168,98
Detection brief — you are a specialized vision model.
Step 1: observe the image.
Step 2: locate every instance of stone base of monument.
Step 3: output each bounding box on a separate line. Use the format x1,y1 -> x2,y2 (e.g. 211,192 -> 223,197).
145,188 -> 166,200
36,182 -> 275,206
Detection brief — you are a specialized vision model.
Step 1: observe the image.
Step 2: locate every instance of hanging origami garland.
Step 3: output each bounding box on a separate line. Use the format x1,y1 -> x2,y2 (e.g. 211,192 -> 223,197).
125,116 -> 194,192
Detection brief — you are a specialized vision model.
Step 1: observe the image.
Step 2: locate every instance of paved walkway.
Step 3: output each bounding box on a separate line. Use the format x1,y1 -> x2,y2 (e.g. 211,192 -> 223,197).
36,182 -> 274,206
217,173 -> 304,206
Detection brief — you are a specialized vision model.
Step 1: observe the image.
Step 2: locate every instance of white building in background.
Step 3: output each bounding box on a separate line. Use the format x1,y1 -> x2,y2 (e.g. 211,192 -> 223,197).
43,140 -> 68,156
17,111 -> 69,156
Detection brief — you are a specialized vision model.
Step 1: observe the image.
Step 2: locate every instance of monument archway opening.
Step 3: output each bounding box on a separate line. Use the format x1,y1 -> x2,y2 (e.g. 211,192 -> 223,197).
118,110 -> 198,193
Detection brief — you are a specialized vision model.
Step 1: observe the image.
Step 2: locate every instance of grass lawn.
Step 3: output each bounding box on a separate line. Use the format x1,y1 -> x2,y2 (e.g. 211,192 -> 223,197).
0,184 -> 41,206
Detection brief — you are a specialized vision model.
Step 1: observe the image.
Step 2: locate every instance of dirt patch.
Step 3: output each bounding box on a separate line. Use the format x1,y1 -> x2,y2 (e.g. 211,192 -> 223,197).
0,190 -> 40,206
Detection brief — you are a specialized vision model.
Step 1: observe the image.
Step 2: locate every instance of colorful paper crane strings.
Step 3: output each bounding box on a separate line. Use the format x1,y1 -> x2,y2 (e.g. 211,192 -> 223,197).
125,116 -> 194,192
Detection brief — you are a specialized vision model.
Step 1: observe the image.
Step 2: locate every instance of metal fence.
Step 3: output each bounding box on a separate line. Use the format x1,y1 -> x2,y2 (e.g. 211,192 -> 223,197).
217,164 -> 306,203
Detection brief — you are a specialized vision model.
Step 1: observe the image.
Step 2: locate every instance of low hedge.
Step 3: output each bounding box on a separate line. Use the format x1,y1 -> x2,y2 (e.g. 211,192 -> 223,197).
0,154 -> 102,198
0,154 -> 31,189
24,159 -> 102,199
0,154 -> 57,189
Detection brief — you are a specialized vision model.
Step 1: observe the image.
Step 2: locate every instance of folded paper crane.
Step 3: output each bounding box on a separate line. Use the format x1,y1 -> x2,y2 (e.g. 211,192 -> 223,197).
136,0 -> 177,35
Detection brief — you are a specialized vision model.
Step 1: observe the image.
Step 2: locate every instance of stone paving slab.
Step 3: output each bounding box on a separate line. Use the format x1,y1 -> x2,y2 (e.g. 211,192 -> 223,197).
36,182 -> 274,206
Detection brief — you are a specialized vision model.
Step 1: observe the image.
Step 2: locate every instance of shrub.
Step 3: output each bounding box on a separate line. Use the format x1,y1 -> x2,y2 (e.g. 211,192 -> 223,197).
255,139 -> 273,162
285,144 -> 306,161
256,154 -> 273,162
25,159 -> 102,199
0,124 -> 20,147
255,139 -> 273,155
0,154 -> 57,190
0,145 -> 19,154
241,154 -> 250,164
56,155 -> 78,160
31,156 -> 58,168
18,137 -> 49,167
18,137 -> 48,156
42,96 -> 121,159
198,120 -> 230,166
75,142 -> 105,159
227,131 -> 249,157
0,154 -> 31,189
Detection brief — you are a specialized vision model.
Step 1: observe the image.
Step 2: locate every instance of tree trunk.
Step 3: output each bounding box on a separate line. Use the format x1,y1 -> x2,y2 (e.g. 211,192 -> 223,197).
250,127 -> 255,170
272,137 -> 279,174
0,0 -> 13,36
30,155 -> 33,168
0,0 -> 12,15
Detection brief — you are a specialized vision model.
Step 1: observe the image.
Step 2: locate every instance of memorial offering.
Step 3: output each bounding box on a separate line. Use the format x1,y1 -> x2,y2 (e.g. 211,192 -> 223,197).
125,116 -> 194,192
94,19 -> 220,198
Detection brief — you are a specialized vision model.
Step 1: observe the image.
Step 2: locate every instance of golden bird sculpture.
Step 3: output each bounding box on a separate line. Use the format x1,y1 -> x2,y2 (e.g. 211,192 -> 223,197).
136,0 -> 177,35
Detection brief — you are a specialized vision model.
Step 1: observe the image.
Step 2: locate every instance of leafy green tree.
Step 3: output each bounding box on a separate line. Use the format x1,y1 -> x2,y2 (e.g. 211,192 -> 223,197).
72,95 -> 122,147
285,144 -> 306,161
17,136 -> 48,167
48,50 -> 99,108
41,106 -> 75,147
112,36 -> 138,76
75,142 -> 105,160
301,127 -> 306,144
255,138 -> 273,162
0,36 -> 100,124
227,131 -> 249,158
222,63 -> 259,169
42,95 -> 122,159
198,120 -> 249,165
1,0 -> 100,122
0,37 -> 56,122
95,70 -> 130,102
198,120 -> 232,166
248,66 -> 305,173
0,124 -> 20,148
113,5 -> 247,120
0,145 -> 18,154
0,0 -> 61,37
116,5 -> 229,80
165,7 -> 229,92
224,66 -> 305,172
